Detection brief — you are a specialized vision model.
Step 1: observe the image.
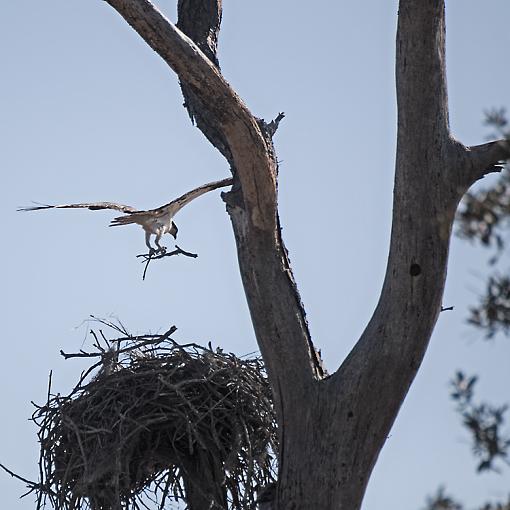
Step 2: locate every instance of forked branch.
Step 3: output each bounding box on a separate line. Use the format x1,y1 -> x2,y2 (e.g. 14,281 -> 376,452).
105,0 -> 278,231
104,0 -> 320,399
87,1 -> 505,508
136,245 -> 198,280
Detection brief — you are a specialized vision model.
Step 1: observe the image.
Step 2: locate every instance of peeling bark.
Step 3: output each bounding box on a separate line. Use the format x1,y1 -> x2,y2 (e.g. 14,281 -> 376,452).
101,0 -> 509,508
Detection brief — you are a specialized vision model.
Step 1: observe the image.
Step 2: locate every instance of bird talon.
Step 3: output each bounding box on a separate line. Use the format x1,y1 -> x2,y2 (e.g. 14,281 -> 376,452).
158,246 -> 167,254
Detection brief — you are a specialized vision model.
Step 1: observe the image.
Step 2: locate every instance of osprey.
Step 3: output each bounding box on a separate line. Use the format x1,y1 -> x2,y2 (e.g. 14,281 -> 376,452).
19,177 -> 233,254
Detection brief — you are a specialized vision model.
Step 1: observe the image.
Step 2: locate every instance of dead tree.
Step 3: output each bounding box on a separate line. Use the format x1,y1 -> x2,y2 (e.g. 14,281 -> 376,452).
97,1 -> 509,508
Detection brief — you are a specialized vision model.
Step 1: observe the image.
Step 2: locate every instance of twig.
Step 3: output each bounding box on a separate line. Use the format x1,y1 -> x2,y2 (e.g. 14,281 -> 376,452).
136,245 -> 198,280
60,349 -> 99,360
91,315 -> 130,336
60,326 -> 177,360
441,305 -> 454,312
266,112 -> 285,137
0,463 -> 38,489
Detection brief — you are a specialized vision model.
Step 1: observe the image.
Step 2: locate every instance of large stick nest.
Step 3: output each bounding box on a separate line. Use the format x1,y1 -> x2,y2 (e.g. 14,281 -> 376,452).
30,319 -> 277,510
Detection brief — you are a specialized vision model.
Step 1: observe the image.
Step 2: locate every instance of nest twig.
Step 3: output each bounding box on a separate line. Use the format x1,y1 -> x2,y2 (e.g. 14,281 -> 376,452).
25,319 -> 277,509
136,245 -> 198,280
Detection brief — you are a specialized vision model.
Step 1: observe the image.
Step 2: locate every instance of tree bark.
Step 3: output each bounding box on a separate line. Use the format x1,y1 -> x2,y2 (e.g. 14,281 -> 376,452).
102,0 -> 510,508
181,451 -> 228,510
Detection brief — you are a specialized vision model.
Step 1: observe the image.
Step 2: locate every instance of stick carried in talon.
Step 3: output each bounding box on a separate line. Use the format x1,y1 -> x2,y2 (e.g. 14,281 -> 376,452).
137,245 -> 198,280
18,178 -> 233,253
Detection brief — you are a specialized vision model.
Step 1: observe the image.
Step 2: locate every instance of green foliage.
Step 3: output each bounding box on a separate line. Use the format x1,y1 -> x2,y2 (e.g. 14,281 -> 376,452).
424,487 -> 463,510
457,171 -> 510,258
450,372 -> 510,473
423,109 -> 510,510
423,488 -> 510,510
468,274 -> 510,338
457,109 -> 510,257
456,109 -> 510,339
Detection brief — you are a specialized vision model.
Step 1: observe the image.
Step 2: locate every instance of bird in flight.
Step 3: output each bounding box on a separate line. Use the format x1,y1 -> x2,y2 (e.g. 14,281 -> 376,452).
19,177 -> 233,254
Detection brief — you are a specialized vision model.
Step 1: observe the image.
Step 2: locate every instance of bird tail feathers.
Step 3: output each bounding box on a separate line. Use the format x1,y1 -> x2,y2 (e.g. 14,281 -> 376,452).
110,214 -> 139,227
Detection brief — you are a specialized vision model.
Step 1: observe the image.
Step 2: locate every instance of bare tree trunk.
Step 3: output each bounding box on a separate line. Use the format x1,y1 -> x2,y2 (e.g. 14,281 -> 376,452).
102,0 -> 510,508
181,452 -> 228,510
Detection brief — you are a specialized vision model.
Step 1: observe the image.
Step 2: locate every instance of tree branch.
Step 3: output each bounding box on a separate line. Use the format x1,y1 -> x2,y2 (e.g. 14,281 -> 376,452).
174,2 -> 322,402
176,0 -> 234,165
467,138 -> 510,182
104,0 -> 321,410
318,1 -> 460,505
176,0 -> 222,67
172,0 -> 321,394
98,2 -> 496,507
136,245 -> 198,280
105,0 -> 276,231
396,0 -> 449,145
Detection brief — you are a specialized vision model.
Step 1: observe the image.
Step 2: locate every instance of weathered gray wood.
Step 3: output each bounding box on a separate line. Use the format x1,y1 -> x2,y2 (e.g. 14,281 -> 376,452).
102,1 -> 510,508
181,453 -> 228,510
467,139 -> 510,182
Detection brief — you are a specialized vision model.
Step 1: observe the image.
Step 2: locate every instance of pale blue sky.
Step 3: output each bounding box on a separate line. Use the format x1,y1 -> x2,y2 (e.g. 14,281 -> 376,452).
1,1 -> 509,509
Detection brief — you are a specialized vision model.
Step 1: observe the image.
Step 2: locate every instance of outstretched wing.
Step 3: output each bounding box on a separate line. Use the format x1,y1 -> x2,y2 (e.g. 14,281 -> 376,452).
151,177 -> 233,218
18,202 -> 138,214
